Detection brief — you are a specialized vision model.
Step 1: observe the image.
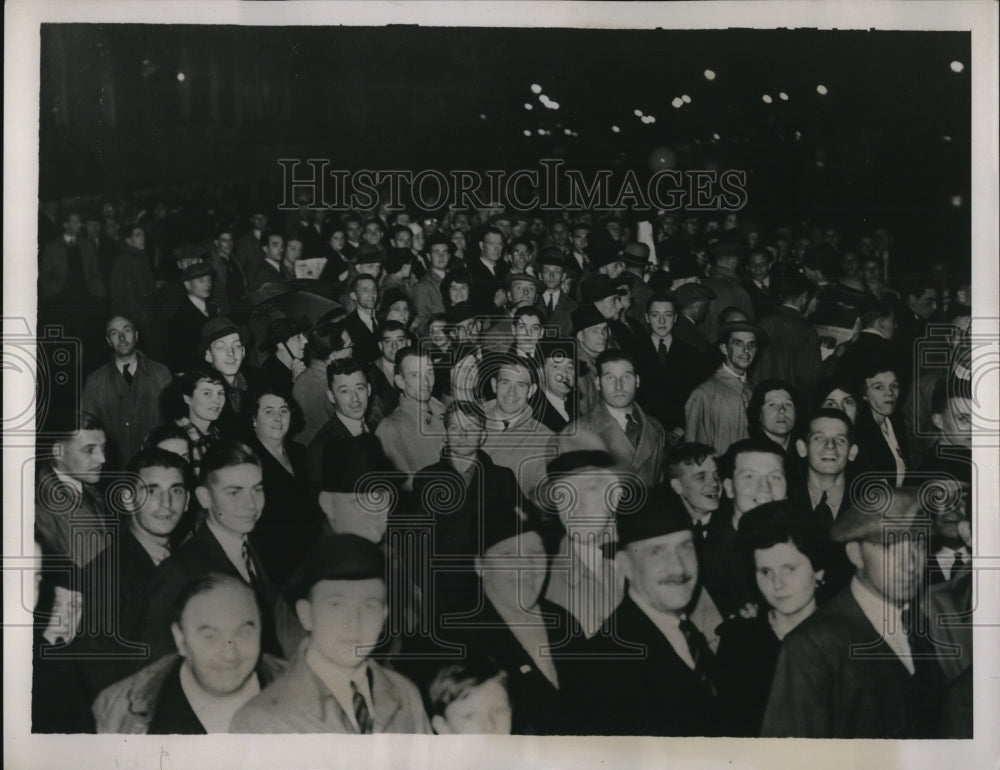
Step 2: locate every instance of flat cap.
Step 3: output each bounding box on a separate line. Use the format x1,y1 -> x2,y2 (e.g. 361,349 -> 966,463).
287,534 -> 386,600
199,316 -> 243,352
180,260 -> 213,282
831,485 -> 929,544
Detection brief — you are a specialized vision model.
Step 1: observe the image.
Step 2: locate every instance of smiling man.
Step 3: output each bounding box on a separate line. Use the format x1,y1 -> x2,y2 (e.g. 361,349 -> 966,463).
94,574 -> 286,734
200,316 -> 249,436
81,313 -> 172,469
684,321 -> 766,454
140,441 -> 281,661
564,485 -> 720,736
230,534 -> 431,733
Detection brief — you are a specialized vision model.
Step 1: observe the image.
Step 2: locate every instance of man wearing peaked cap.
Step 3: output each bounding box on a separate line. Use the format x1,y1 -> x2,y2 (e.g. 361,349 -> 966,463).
561,484 -> 721,736
701,237 -> 756,345
164,260 -> 219,372
253,314 -> 312,393
199,316 -> 250,435
570,304 -> 609,417
230,534 -> 432,734
762,485 -> 946,738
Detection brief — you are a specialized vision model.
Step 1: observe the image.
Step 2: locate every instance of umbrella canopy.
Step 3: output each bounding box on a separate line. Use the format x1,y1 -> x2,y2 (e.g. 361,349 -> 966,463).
237,280 -> 342,325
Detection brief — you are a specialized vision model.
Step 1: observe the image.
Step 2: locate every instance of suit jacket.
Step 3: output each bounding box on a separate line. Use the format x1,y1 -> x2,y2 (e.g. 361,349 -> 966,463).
229,654 -> 431,733
34,461 -> 111,568
742,278 -> 782,320
786,479 -> 854,599
165,295 -> 215,372
39,235 -> 106,300
139,525 -> 281,660
563,402 -> 665,486
450,598 -> 583,735
696,504 -> 756,620
93,652 -> 287,734
247,436 -> 319,588
80,352 -> 173,470
342,309 -> 381,364
632,334 -> 702,432
700,266 -> 755,344
562,594 -> 720,736
410,269 -> 445,336
235,229 -> 264,283
249,258 -> 290,291
754,305 -> 824,398
468,256 -> 508,296
684,366 -> 754,455
531,388 -> 576,433
536,290 -> 577,337
304,413 -> 379,486
853,406 -> 909,488
762,585 -> 945,738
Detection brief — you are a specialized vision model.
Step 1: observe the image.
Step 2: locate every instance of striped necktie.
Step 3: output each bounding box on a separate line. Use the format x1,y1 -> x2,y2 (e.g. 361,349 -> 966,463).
351,679 -> 373,734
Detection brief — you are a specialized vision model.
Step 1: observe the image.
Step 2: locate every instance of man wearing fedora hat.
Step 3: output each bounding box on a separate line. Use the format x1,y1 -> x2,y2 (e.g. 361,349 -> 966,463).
762,486 -> 946,738
562,485 -> 720,736
200,316 -> 250,437
230,534 -> 431,734
755,273 -> 825,398
684,321 -> 766,454
620,241 -> 654,329
579,274 -> 632,352
535,247 -> 577,337
699,237 -> 755,345
165,259 -> 218,371
570,305 -> 610,418
480,272 -> 543,355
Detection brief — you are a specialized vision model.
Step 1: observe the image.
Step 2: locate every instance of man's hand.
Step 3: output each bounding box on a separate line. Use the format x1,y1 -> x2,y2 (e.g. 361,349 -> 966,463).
42,586 -> 83,645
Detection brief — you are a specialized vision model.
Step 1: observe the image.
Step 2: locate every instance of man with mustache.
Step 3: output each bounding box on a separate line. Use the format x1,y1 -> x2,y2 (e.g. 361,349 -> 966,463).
563,485 -> 720,736
684,321 -> 766,454
531,340 -> 577,432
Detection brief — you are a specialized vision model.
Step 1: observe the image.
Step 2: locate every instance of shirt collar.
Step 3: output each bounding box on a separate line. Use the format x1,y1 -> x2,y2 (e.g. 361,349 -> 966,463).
206,516 -> 251,580
628,589 -> 696,670
862,327 -> 888,340
806,476 -> 845,514
179,660 -> 260,733
651,333 -> 672,351
720,362 -> 747,382
544,389 -> 569,419
115,354 -> 139,374
304,645 -> 374,732
52,467 -> 84,494
849,577 -> 912,674
337,412 -> 366,437
129,519 -> 171,566
188,294 -> 209,313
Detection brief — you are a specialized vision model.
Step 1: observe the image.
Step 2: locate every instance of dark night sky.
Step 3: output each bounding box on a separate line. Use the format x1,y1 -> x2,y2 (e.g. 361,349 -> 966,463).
39,25 -> 970,254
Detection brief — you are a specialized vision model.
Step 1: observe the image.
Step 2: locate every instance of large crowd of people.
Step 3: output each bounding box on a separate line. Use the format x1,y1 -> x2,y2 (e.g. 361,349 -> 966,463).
32,194 -> 974,738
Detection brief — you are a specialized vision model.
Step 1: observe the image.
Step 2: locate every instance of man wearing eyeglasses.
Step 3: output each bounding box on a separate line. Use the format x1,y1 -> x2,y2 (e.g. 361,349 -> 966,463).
684,321 -> 766,455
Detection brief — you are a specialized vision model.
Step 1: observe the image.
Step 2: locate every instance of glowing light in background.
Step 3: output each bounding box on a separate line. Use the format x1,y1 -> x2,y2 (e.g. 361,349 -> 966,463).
531,83 -> 542,93
611,125 -> 621,133
671,97 -> 683,109
950,61 -> 964,73
704,69 -> 716,80
712,132 -> 721,140
950,195 -> 963,207
778,92 -> 789,101
816,84 -> 828,95
762,94 -> 773,104
524,103 -> 533,110
681,94 -> 691,104
176,72 -> 186,82
523,130 -> 532,137
480,113 -> 487,120
634,109 -> 644,117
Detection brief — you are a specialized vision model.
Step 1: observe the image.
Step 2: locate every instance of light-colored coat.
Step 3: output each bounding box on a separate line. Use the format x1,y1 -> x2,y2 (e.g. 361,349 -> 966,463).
562,402 -> 665,487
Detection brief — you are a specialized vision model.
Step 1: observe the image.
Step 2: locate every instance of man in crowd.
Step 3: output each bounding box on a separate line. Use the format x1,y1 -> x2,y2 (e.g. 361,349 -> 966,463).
685,321 -> 764,454
700,438 -> 787,619
762,487 -> 946,738
469,226 -> 507,298
230,535 -> 432,733
567,221 -> 591,275
742,247 -> 782,319
563,350 -> 664,487
343,274 -> 381,364
110,224 -> 158,341
166,260 -> 217,372
206,223 -> 248,316
672,281 -> 716,356
481,273 -> 542,354
544,451 -> 625,638
200,317 -> 250,436
411,232 -> 451,336
250,231 -> 289,289
580,275 -> 630,351
235,209 -> 269,281
35,411 -> 111,569
571,305 -> 610,417
81,314 -> 172,469
754,274 -> 824,398
140,441 -> 280,660
94,574 -> 286,734
536,247 -> 576,337
836,298 -> 900,392
700,238 -> 755,345
619,242 -> 654,329
532,339 -> 577,432
366,320 -> 409,424
666,443 -> 722,540
564,485 -> 720,736
481,354 -> 556,504
375,347 -> 446,491
633,292 -> 702,440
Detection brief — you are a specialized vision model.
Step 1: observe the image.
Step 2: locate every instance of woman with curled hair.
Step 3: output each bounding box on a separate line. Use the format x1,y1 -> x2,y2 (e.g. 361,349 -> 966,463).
853,363 -> 908,488
159,369 -> 226,478
715,501 -> 829,736
244,387 -> 317,586
747,379 -> 803,483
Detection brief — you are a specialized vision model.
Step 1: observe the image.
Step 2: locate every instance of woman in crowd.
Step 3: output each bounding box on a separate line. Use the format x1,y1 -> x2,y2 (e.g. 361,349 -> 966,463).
161,368 -> 226,478
715,500 -> 828,736
817,375 -> 860,424
441,268 -> 473,311
245,387 -> 317,587
853,363 -> 908,487
380,287 -> 415,332
141,423 -> 194,465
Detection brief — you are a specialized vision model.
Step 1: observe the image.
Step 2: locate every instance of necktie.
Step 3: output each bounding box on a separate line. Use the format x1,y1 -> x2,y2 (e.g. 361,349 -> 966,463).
241,539 -> 259,586
122,363 -> 133,385
678,616 -> 718,697
657,339 -> 668,364
814,491 -> 833,526
693,519 -> 707,541
546,292 -> 554,312
624,412 -> 640,447
502,419 -> 510,432
351,680 -> 373,734
951,550 -> 970,580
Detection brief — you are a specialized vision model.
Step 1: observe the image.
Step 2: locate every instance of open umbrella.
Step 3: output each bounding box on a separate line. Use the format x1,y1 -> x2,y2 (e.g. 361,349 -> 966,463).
237,280 -> 342,325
